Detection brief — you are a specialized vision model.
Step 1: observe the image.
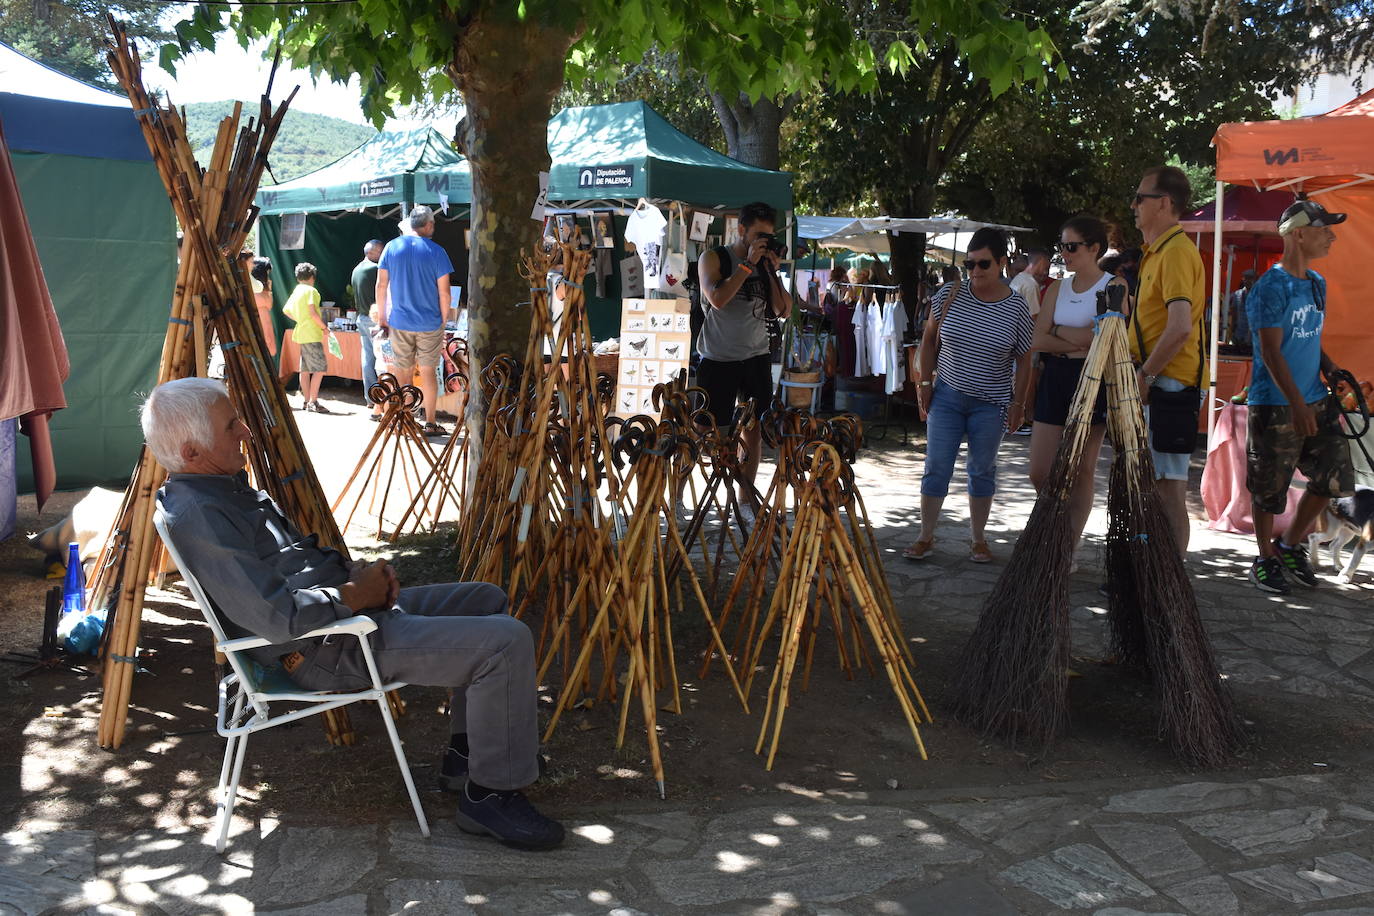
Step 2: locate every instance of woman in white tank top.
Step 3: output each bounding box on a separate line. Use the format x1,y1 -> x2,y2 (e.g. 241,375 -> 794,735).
1027,216 -> 1127,554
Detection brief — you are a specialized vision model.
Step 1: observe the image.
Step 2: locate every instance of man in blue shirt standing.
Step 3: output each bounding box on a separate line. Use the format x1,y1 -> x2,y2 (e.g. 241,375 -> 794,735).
377,206 -> 455,436
1245,199 -> 1353,594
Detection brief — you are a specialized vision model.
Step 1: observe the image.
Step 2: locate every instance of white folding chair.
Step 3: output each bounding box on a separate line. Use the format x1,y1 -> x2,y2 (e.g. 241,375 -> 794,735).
152,511 -> 430,852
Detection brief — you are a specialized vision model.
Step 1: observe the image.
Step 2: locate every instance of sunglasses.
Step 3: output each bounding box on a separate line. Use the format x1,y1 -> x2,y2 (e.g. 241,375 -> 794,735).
963,258 -> 996,270
1132,192 -> 1167,205
1057,241 -> 1088,253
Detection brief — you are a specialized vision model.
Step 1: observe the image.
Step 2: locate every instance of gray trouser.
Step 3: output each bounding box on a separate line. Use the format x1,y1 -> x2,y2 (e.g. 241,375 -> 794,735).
296,582 -> 538,790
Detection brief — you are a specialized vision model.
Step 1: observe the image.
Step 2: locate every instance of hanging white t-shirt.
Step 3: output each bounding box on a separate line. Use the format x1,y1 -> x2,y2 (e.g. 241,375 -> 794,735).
853,298 -> 870,376
624,204 -> 668,290
867,298 -> 884,375
883,301 -> 909,395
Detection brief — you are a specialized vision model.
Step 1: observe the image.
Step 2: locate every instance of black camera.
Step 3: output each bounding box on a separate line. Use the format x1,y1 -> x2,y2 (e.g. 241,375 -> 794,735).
757,232 -> 788,260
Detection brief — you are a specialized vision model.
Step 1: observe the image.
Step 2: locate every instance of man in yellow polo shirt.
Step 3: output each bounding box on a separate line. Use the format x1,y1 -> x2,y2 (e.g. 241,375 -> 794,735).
1128,165 -> 1207,555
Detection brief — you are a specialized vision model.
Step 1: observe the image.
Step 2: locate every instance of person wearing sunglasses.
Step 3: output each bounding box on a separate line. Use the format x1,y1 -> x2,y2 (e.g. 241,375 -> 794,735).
906,227 -> 1034,563
1128,165 -> 1208,556
1029,217 -> 1124,563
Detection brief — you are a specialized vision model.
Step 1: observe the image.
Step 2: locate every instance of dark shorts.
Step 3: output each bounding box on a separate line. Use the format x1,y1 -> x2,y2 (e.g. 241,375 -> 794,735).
298,341 -> 327,373
1034,354 -> 1106,427
1247,396 -> 1354,514
695,353 -> 773,429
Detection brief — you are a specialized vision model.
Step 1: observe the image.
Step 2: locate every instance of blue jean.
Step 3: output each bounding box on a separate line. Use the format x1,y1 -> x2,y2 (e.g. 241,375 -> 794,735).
921,380 -> 1006,498
356,315 -> 379,397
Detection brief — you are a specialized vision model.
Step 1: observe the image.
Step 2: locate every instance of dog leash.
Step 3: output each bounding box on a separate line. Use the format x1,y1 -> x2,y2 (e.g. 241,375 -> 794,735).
1326,367 -> 1374,469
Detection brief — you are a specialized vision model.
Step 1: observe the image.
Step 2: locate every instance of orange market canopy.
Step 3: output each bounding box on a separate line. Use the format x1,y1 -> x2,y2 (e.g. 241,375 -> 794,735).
1206,89 -> 1374,439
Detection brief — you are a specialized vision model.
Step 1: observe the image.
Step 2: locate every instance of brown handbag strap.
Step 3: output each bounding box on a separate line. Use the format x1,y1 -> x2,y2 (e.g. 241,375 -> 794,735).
929,277 -> 961,338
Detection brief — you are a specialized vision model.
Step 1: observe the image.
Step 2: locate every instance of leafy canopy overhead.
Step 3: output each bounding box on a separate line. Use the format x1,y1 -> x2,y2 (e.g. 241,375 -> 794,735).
167,0 -> 1062,126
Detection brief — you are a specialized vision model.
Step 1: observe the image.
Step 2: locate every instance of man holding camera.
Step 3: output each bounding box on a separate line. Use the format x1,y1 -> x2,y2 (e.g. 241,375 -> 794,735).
696,201 -> 794,499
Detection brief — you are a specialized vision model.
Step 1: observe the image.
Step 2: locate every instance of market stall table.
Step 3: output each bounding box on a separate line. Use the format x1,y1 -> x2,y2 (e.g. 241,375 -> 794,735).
1202,396 -> 1374,536
279,328 -> 365,380
1201,402 -> 1301,536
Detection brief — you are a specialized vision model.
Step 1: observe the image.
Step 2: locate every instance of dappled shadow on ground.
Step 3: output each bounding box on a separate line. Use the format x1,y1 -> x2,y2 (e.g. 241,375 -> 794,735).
3,422 -> 1372,912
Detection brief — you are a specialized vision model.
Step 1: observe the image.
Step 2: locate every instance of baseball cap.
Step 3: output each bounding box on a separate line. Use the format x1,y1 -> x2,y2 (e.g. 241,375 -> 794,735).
1278,199 -> 1347,234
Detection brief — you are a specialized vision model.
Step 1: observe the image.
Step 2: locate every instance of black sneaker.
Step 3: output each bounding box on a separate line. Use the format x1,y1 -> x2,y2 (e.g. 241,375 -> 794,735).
1250,555 -> 1291,594
1273,538 -> 1318,588
457,786 -> 565,850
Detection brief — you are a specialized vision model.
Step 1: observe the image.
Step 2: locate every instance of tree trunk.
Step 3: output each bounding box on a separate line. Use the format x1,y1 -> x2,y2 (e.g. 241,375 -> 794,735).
448,12 -> 577,440
886,230 -> 927,316
879,184 -> 938,316
710,92 -> 795,170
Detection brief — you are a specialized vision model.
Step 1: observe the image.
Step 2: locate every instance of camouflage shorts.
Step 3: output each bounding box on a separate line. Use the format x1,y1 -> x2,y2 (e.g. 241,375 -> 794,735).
1246,396 -> 1354,514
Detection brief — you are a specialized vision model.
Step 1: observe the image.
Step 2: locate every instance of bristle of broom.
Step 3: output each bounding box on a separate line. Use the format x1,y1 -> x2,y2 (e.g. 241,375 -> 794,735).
950,499 -> 1073,748
1108,454 -> 1243,766
1104,454 -> 1148,669
951,434 -> 1080,749
1103,352 -> 1243,767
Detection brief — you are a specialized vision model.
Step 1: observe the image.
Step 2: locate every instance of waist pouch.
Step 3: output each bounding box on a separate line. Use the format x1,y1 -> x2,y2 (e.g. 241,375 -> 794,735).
1149,386 -> 1201,454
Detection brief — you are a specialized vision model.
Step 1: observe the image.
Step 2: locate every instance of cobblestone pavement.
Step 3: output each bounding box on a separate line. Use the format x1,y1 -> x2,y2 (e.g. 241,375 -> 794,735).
5,425 -> 1373,915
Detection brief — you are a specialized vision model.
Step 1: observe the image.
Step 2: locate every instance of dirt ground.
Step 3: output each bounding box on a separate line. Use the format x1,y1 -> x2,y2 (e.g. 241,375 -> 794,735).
2,389 -> 1371,843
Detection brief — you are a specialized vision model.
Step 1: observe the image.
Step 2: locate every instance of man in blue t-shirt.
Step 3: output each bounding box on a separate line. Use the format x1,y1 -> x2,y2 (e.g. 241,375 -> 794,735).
377,206 -> 455,435
1245,198 -> 1353,595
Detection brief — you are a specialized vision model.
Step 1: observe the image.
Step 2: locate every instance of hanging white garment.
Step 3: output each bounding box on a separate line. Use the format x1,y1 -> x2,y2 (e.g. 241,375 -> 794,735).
867,298 -> 884,375
852,295 -> 869,376
883,300 -> 909,395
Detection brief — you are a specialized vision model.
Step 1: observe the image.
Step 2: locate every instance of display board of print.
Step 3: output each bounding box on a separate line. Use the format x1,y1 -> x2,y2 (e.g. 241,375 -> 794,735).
618,297 -> 692,419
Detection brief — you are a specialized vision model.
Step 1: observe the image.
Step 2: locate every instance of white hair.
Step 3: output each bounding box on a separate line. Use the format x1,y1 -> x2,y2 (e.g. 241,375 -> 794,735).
141,378 -> 229,472
408,205 -> 435,230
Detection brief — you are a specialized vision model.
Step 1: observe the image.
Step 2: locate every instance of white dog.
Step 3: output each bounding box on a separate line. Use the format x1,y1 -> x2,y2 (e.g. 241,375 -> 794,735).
1307,487 -> 1374,584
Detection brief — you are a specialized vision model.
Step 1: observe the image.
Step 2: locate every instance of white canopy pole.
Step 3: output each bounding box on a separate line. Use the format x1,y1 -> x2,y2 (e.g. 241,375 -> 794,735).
1207,179 -> 1225,446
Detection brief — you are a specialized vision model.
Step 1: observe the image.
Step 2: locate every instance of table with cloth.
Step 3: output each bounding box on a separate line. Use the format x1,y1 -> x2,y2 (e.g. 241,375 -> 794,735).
1202,401 -> 1374,536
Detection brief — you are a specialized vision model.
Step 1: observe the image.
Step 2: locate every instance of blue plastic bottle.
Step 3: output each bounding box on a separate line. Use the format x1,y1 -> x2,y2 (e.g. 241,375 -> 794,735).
61,542 -> 85,616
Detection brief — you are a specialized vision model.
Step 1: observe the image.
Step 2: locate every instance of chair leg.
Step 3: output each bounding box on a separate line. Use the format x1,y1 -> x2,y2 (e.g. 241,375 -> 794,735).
216,692 -> 245,801
215,729 -> 251,853
376,697 -> 431,838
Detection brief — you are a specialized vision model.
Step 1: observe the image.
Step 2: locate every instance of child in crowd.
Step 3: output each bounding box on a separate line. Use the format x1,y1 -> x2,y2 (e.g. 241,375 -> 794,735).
283,262 -> 331,413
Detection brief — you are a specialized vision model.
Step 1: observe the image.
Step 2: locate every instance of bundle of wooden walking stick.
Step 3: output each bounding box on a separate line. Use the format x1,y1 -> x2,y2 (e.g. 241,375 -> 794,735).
953,284 -> 1241,766
90,22 -> 359,748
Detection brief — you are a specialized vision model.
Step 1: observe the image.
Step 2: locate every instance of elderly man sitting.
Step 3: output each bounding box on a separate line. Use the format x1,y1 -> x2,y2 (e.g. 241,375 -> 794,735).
143,377 -> 563,851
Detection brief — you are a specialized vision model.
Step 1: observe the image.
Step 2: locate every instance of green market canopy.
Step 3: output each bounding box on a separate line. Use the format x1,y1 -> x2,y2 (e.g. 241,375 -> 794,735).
546,101 -> 792,211
255,102 -> 792,217
256,127 -> 471,216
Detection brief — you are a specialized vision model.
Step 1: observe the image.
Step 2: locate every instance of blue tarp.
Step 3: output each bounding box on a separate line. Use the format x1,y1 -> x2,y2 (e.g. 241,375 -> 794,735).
0,93 -> 151,161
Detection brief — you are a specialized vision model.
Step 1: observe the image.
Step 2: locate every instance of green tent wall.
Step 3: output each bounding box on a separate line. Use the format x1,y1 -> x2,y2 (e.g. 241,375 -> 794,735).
10,152 -> 175,491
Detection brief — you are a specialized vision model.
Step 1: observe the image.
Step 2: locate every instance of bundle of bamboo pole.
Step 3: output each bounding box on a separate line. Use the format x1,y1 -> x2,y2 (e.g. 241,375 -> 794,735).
389,338 -> 472,538
91,20 -> 354,748
539,415 -> 749,797
748,442 -> 931,769
331,373 -> 458,540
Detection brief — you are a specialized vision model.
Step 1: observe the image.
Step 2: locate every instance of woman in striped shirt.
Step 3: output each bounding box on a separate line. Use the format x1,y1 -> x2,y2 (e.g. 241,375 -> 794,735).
905,228 -> 1034,563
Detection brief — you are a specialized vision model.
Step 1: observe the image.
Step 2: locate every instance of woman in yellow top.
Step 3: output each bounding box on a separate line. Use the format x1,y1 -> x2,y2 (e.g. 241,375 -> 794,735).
283,262 -> 331,414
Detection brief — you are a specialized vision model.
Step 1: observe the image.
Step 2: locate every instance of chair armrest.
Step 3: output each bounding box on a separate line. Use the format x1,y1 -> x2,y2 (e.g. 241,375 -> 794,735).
218,634 -> 275,653
216,616 -> 377,655
300,615 -> 379,640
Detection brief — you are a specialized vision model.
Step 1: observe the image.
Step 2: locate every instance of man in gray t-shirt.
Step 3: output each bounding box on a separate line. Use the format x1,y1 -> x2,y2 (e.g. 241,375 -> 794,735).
696,201 -> 793,494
